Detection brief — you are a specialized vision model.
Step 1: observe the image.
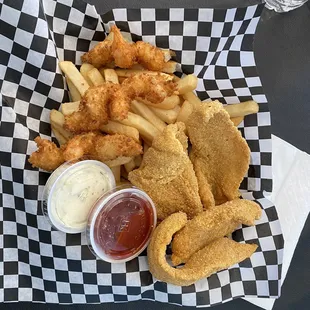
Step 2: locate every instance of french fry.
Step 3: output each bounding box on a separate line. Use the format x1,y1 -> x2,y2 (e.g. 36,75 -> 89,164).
177,74 -> 198,95
110,165 -> 121,183
138,95 -> 181,110
59,61 -> 89,96
115,69 -> 173,81
231,116 -> 244,126
223,101 -> 259,118
50,109 -> 73,140
134,154 -> 142,168
61,101 -> 80,116
150,105 -> 181,124
80,63 -> 95,86
176,100 -> 193,124
104,156 -> 133,167
182,91 -> 202,108
66,77 -> 81,102
100,121 -> 139,141
144,142 -> 150,153
118,112 -> 160,142
51,126 -> 68,146
87,68 -> 105,86
162,61 -> 177,74
103,69 -> 119,84
124,159 -> 136,173
131,100 -> 166,132
129,64 -> 145,70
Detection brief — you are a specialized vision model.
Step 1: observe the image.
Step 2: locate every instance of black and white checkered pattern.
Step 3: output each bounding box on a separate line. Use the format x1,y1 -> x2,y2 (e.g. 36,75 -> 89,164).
0,0 -> 283,306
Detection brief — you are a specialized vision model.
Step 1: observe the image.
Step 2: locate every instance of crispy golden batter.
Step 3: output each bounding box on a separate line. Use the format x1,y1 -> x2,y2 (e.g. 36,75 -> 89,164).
147,212 -> 257,286
171,199 -> 261,265
177,238 -> 258,286
64,83 -> 120,134
29,133 -> 142,171
110,73 -> 176,120
64,75 -> 176,132
81,26 -> 169,71
28,137 -> 65,171
128,123 -> 203,220
136,41 -> 166,71
81,39 -> 113,68
147,212 -> 188,283
111,25 -> 137,68
63,132 -> 142,162
187,101 -> 251,208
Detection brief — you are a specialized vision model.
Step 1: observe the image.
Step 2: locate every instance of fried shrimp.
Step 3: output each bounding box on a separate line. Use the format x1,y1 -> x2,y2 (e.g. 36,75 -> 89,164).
62,132 -> 143,162
28,137 -> 65,171
111,25 -> 137,69
110,73 -> 177,120
64,83 -> 120,134
28,133 -> 142,171
136,41 -> 166,71
81,39 -> 113,68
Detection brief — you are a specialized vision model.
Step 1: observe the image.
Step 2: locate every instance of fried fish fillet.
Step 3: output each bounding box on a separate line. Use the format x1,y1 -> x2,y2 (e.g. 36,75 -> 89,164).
147,212 -> 258,286
171,199 -> 261,265
29,132 -> 142,171
187,101 -> 251,208
128,123 -> 203,220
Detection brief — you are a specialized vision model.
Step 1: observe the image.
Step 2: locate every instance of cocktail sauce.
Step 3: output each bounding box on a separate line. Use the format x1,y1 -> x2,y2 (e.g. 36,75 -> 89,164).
87,185 -> 156,263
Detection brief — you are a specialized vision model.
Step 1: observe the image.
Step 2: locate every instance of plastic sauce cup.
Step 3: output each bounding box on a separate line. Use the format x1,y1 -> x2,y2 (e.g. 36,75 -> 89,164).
87,184 -> 157,263
42,159 -> 115,234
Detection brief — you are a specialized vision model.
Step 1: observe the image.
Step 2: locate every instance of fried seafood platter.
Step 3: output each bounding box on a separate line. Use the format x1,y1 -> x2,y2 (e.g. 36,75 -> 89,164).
29,25 -> 261,286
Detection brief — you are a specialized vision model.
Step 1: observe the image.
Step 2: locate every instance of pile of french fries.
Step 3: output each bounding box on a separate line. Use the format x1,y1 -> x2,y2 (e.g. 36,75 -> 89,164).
52,39 -> 259,183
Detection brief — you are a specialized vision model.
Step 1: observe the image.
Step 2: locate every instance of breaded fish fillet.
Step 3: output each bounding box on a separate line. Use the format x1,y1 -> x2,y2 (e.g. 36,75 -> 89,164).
171,199 -> 261,265
187,101 -> 251,208
147,212 -> 257,286
128,123 -> 203,220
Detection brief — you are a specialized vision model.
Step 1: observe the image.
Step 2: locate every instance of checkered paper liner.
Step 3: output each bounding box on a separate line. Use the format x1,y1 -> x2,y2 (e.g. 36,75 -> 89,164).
0,0 -> 284,306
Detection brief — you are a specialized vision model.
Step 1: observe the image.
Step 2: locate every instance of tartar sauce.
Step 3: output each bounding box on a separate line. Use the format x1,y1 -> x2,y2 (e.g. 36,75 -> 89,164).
48,161 -> 115,232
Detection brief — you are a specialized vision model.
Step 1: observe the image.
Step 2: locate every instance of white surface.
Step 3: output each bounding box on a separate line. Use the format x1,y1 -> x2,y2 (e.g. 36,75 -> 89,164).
244,135 -> 310,309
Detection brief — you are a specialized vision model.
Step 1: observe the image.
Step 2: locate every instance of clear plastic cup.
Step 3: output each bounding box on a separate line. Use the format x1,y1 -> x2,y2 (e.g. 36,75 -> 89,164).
87,185 -> 157,263
42,159 -> 115,234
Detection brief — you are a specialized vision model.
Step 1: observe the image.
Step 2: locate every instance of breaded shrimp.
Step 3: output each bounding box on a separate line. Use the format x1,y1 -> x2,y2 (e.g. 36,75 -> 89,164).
28,137 -> 65,171
29,133 -> 142,171
62,132 -> 143,162
64,83 -> 120,134
136,41 -> 166,71
111,25 -> 137,68
110,73 -> 177,120
81,40 -> 113,68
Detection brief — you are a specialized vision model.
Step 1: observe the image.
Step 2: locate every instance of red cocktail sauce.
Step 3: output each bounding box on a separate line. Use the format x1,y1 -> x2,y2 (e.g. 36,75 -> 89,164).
88,187 -> 156,262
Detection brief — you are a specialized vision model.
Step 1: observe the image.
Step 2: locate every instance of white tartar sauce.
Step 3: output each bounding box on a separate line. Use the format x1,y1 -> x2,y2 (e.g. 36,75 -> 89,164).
49,162 -> 114,231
